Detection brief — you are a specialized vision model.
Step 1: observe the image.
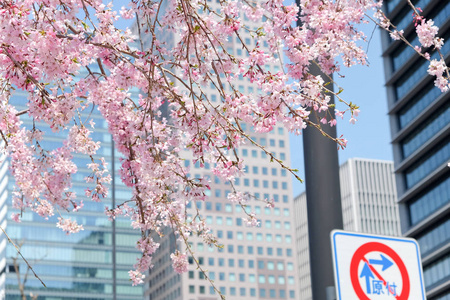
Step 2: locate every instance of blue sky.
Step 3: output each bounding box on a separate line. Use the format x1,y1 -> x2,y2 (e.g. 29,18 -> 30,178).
290,22 -> 393,196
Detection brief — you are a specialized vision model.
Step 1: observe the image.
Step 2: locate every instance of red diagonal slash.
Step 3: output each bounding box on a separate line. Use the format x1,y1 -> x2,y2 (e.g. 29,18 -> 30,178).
362,256 -> 399,299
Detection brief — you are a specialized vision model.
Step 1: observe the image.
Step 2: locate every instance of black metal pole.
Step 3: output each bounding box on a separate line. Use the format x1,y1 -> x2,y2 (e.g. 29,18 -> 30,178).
302,63 -> 343,300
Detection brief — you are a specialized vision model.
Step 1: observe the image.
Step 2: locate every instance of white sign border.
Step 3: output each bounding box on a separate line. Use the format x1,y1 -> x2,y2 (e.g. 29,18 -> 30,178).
331,229 -> 426,300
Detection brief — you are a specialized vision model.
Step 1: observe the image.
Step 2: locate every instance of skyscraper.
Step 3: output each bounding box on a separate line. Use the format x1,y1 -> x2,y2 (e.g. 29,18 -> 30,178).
143,1 -> 300,299
294,158 -> 401,300
145,130 -> 299,300
1,88 -> 144,299
381,0 -> 450,298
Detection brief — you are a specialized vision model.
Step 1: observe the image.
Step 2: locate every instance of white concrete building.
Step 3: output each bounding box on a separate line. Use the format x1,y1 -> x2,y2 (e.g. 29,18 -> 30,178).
294,158 -> 401,300
143,1 -> 300,299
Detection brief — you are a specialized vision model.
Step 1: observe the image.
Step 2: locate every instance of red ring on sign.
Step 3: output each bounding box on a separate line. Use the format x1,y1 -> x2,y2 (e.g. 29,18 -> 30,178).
350,242 -> 410,300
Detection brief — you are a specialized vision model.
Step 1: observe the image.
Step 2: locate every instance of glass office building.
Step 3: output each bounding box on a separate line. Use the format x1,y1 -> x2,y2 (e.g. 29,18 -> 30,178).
382,0 -> 450,298
0,88 -> 144,299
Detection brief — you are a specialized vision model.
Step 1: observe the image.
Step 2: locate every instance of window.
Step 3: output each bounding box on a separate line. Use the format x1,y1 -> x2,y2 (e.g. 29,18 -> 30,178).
272,181 -> 278,189
217,230 -> 223,238
263,180 -> 269,188
271,168 -> 277,175
287,263 -> 294,271
277,262 -> 284,270
285,235 -> 292,243
270,289 -> 276,298
286,249 -> 292,256
248,246 -> 254,254
219,272 -> 225,280
229,273 -> 236,281
289,290 -> 295,298
225,204 -> 232,212
284,209 -> 290,216
226,217 -> 233,225
249,274 -> 256,283
197,243 -> 204,252
278,127 -> 284,135
260,288 -> 267,297
248,260 -> 255,268
244,179 -> 250,186
284,222 -> 291,229
252,166 -> 259,174
266,234 -> 273,242
189,271 -> 194,279
200,286 -> 205,294
260,138 -> 267,146
280,289 -> 286,298
282,182 -> 288,190
216,203 -> 222,211
288,276 -> 295,284
210,272 -> 215,280
247,232 -> 254,241
228,245 -> 234,253
257,233 -> 263,241
189,285 -> 195,293
278,276 -> 285,284
239,273 -> 246,281
242,149 -> 248,156
238,245 -> 244,254
238,259 -> 245,267
227,231 -> 233,239
252,150 -> 257,157
230,287 -> 236,296
270,139 -> 275,146
265,220 -> 272,228
275,221 -> 281,229
216,217 -> 223,225
219,258 -> 225,266
259,275 -> 266,283
253,179 -> 260,187
279,140 -> 285,148
283,195 -> 288,203
257,247 -> 263,255
250,288 -> 256,296
267,247 -> 273,255
277,248 -> 283,256
206,216 -> 213,224
236,218 -> 243,226
281,169 -> 287,176
262,167 -> 268,175
258,260 -> 265,269
228,259 -> 235,267
240,287 -> 246,296
208,257 -> 214,266
237,232 -> 243,240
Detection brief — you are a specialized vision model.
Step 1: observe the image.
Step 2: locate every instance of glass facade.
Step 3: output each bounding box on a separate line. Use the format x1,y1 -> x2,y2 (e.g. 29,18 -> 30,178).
384,0 -> 450,298
1,88 -> 143,298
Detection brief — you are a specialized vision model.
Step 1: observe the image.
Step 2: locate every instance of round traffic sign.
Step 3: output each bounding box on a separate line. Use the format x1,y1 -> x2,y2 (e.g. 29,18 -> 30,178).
350,242 -> 410,299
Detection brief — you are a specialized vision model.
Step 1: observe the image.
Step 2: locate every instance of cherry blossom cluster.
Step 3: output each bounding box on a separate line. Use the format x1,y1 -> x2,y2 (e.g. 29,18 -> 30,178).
0,0 -> 448,287
373,2 -> 450,92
